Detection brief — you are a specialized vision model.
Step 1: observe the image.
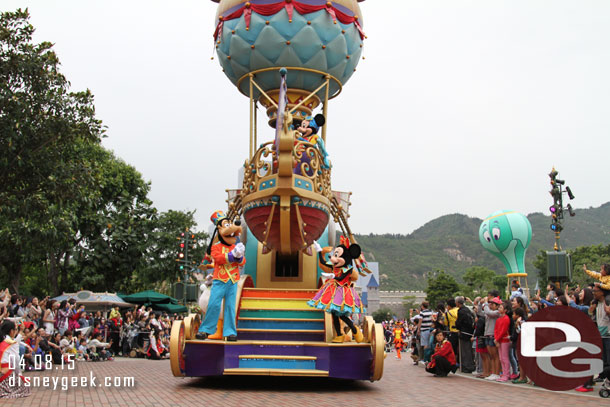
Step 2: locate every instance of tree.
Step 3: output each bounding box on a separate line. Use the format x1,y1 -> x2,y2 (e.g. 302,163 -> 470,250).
372,307 -> 393,323
462,266 -> 498,297
75,153 -> 157,293
492,275 -> 507,297
426,270 -> 459,306
136,209 -> 208,291
534,244 -> 610,291
402,295 -> 418,317
0,9 -> 104,293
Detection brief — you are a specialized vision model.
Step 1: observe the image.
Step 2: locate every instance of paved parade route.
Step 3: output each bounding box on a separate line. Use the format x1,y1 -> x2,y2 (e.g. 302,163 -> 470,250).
3,353 -> 606,407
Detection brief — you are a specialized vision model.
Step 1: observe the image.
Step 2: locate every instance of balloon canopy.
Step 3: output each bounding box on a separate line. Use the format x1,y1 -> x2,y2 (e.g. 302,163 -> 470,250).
479,210 -> 532,275
212,0 -> 365,105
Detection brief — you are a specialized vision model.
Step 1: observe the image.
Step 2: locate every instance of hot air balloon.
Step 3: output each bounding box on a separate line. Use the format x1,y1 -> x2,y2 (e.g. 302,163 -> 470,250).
213,0 -> 364,127
479,210 -> 532,295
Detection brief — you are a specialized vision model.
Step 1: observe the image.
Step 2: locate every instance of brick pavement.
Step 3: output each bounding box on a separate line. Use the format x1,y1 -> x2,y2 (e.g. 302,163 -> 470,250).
2,353 -> 606,407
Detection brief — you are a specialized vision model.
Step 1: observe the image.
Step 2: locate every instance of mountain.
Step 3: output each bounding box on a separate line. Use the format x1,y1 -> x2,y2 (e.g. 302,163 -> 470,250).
353,202 -> 610,290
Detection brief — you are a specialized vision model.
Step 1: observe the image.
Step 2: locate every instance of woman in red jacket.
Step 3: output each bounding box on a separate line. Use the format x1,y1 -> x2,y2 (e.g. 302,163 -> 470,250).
494,301 -> 511,382
425,331 -> 456,377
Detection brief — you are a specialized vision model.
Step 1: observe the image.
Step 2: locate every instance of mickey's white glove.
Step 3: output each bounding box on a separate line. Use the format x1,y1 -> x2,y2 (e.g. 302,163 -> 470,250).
313,240 -> 322,253
321,272 -> 335,279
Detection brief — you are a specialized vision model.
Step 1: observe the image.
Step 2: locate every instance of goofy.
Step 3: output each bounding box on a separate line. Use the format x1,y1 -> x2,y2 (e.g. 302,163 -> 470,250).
196,210 -> 245,341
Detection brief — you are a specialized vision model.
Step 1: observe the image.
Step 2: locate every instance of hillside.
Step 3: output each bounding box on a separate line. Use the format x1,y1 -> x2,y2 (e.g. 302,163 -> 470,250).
354,202 -> 610,290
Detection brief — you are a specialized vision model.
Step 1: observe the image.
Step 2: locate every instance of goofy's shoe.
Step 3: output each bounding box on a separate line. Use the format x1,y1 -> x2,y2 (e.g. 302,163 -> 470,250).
195,332 -> 208,340
226,335 -> 238,342
332,335 -> 345,343
208,318 -> 224,340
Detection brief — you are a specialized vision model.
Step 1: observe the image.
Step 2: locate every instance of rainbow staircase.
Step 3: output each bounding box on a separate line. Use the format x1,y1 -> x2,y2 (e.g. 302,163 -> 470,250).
237,288 -> 325,342
173,285 -> 384,380
224,288 -> 329,376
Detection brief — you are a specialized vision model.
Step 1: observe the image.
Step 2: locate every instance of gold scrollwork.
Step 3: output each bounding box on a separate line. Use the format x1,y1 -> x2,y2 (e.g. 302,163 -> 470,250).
241,133 -> 333,205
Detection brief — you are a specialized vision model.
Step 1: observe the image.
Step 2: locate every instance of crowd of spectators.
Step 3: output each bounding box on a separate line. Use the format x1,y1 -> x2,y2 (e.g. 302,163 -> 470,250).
0,288 -> 181,371
398,263 -> 610,391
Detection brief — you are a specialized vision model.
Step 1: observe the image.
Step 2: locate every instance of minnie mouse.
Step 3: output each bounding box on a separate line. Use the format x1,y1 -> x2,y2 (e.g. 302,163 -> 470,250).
307,237 -> 365,343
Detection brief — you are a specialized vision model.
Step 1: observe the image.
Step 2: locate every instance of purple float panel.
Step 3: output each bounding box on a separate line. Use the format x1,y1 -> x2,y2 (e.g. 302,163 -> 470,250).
237,331 -> 324,342
328,347 -> 372,380
184,342 -> 225,377
182,341 -> 373,380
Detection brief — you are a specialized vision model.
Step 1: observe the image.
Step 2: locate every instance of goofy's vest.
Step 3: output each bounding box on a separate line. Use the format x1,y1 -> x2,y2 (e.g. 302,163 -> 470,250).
211,242 -> 246,283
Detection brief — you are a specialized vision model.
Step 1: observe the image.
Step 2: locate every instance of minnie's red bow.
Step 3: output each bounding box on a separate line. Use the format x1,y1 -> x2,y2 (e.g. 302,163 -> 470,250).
339,236 -> 350,248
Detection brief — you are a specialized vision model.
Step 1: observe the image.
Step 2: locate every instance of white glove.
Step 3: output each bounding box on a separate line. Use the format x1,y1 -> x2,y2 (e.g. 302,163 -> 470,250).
230,247 -> 241,258
313,240 -> 322,253
321,272 -> 334,279
231,243 -> 245,259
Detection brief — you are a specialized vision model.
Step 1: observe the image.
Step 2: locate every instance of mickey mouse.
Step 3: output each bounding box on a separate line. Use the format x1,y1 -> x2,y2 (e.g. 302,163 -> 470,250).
295,113 -> 330,170
296,113 -> 325,141
307,237 -> 365,343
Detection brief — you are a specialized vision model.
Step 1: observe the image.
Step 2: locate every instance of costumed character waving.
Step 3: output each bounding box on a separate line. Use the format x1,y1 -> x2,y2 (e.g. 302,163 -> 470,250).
393,322 -> 406,360
294,114 -> 330,173
307,237 -> 365,343
196,211 -> 245,341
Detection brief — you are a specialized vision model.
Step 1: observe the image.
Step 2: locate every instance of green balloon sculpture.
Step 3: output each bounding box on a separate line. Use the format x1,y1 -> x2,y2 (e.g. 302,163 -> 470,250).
479,210 -> 532,275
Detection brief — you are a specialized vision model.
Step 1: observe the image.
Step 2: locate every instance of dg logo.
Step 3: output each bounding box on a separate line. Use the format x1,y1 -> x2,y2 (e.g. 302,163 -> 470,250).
518,306 -> 603,391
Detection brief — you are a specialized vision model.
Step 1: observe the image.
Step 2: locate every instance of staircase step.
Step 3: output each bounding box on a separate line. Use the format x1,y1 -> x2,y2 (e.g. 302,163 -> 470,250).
238,328 -> 324,334
238,354 -> 317,369
240,298 -> 311,310
238,319 -> 324,330
237,329 -> 325,342
241,289 -> 318,299
239,355 -> 317,360
239,309 -> 323,319
223,368 -> 329,377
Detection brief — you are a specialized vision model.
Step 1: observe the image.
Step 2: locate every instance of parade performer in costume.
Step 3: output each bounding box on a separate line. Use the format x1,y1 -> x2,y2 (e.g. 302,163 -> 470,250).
393,322 -> 405,360
196,211 -> 245,341
0,321 -> 30,399
308,237 -> 365,343
295,114 -> 330,170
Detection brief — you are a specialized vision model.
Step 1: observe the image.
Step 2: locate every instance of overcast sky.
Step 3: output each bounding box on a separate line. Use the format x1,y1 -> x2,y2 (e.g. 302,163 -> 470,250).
3,1 -> 609,235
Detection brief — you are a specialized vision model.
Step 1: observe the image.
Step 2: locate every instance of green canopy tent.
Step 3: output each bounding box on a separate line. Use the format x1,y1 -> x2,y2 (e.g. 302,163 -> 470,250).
119,290 -> 187,313
120,290 -> 179,305
153,302 -> 188,313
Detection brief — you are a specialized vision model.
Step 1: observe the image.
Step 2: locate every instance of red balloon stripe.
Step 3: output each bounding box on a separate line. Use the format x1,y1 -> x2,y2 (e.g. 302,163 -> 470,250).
214,1 -> 365,42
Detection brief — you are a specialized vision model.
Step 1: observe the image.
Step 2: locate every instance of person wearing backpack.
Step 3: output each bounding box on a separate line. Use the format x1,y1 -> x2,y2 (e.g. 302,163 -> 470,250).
455,296 -> 475,373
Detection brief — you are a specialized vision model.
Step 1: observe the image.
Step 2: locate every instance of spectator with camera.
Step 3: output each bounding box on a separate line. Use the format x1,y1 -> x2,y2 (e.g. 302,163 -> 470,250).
88,332 -> 113,361
480,291 -> 501,381
455,296 -> 475,373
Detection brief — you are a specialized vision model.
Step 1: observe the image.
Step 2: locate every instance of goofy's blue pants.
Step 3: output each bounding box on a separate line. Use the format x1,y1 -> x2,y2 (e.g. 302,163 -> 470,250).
198,279 -> 237,337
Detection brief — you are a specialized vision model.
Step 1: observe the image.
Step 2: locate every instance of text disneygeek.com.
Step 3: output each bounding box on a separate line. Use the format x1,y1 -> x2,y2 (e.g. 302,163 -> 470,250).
9,372 -> 135,390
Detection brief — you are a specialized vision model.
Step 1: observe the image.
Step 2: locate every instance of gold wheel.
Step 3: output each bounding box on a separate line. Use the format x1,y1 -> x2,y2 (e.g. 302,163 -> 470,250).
363,316 -> 374,343
184,315 -> 193,340
170,320 -> 186,377
370,322 -> 384,381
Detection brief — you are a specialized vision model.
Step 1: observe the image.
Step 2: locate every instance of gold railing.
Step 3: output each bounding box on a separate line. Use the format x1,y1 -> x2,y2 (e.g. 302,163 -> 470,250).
240,132 -> 333,202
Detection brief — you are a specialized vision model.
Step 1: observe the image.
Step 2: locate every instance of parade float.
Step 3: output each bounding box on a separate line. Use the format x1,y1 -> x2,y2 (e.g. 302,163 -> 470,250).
170,0 -> 384,381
